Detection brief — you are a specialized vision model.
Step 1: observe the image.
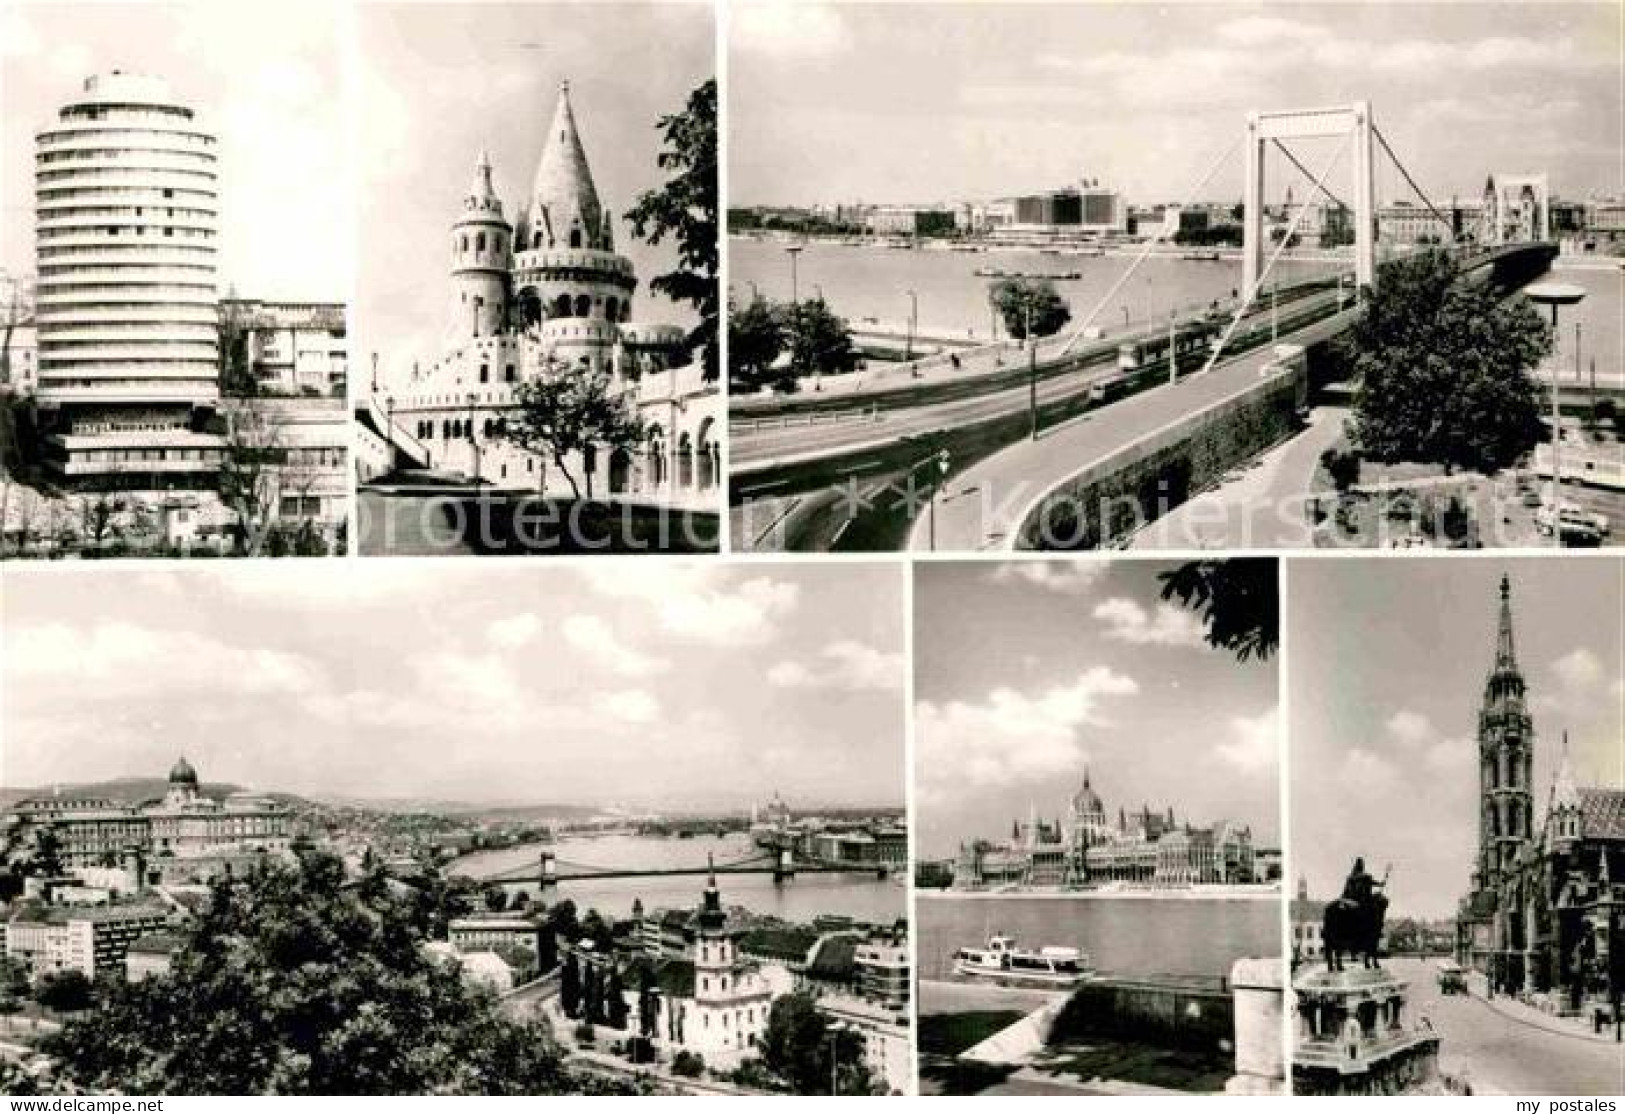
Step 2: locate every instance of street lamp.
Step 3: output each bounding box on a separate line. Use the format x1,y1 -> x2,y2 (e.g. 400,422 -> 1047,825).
825,1021 -> 852,1096
1026,301 -> 1039,441
1525,281 -> 1586,546
928,448 -> 950,551
905,289 -> 918,365
784,244 -> 804,305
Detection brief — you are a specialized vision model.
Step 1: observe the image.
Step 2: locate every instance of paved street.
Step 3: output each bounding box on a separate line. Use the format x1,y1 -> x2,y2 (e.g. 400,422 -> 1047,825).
912,308 -> 1358,551
1392,957 -> 1624,1095
1130,405 -> 1349,549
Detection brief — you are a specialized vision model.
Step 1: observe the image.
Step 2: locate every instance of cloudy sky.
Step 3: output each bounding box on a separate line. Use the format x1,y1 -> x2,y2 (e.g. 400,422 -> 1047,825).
1291,558 -> 1624,920
1,561 -> 904,811
731,2 -> 1621,207
356,2 -> 713,387
1,2 -> 349,301
913,560 -> 1280,860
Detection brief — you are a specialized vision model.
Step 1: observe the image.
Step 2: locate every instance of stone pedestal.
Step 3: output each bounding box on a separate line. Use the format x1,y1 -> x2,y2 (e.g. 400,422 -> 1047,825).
1225,956 -> 1286,1095
1292,964 -> 1440,1095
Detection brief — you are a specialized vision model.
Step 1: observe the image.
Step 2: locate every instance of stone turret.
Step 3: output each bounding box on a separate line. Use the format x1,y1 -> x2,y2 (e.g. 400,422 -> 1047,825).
523,80 -> 605,252
447,148 -> 512,341
509,81 -> 638,361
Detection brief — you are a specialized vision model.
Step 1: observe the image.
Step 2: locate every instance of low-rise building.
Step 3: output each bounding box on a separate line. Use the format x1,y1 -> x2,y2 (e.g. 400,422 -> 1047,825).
447,914 -> 546,958
5,904 -> 171,980
124,931 -> 184,982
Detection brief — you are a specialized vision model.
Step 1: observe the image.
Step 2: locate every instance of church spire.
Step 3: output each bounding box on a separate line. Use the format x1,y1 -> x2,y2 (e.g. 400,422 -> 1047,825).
1495,574 -> 1517,672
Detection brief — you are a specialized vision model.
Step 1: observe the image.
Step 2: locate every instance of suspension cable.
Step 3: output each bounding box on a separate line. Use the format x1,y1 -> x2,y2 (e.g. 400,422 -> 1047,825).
1056,133 -> 1244,356
1271,138 -> 1351,214
1373,124 -> 1454,234
1196,128 -> 1354,377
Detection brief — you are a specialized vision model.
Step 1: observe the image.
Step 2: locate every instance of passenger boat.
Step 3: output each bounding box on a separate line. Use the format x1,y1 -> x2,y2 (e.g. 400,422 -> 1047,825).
951,934 -> 1095,988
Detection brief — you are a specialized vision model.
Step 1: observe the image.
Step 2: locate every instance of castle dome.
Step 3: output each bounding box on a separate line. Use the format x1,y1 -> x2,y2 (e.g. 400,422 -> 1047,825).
169,756 -> 198,786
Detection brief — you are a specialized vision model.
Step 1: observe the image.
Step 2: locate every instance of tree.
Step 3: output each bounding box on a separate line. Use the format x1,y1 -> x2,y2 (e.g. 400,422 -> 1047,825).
604,967 -> 629,1031
670,1049 -> 706,1078
41,851 -> 629,1095
35,969 -> 94,1013
759,991 -> 870,1095
728,294 -> 785,391
79,491 -> 146,556
499,363 -> 644,500
1346,249 -> 1550,474
625,79 -> 718,381
217,402 -> 290,554
579,909 -> 615,953
989,278 -> 1071,340
638,977 -> 659,1039
483,887 -> 509,913
218,294 -> 260,398
1319,447 -> 1362,494
1158,559 -> 1278,662
784,298 -> 857,379
560,952 -> 582,1019
582,962 -> 604,1025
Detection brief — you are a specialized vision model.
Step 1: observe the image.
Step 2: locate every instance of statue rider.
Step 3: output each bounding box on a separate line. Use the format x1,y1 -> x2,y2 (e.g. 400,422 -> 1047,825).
1340,857 -> 1388,962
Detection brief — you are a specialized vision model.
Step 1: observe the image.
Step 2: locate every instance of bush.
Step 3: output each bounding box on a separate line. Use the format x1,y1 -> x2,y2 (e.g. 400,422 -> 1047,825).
574,1022 -> 596,1047
1319,448 -> 1362,494
670,1050 -> 706,1078
625,1036 -> 656,1065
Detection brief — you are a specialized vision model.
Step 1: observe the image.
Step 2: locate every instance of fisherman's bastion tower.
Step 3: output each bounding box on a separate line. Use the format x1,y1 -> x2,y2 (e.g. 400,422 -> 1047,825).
368,82 -> 719,506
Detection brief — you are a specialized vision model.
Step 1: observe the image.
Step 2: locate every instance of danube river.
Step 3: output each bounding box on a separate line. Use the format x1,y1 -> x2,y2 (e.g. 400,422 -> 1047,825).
451,831 -> 905,925
1545,260 -> 1624,388
730,237 -> 1345,339
917,894 -> 1279,983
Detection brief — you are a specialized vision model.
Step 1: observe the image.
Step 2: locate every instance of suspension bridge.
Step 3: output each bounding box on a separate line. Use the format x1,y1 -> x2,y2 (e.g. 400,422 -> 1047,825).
727,100 -> 1561,552
471,846 -> 896,890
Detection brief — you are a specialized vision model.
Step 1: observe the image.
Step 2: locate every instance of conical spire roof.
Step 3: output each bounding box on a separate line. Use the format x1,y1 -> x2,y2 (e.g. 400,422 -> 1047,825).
528,80 -> 604,248
1494,574 -> 1518,672
1551,732 -> 1581,812
458,147 -> 506,222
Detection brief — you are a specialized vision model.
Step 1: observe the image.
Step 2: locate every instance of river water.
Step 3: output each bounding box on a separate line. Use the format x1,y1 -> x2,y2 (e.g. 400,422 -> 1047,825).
1544,261 -> 1624,387
451,832 -> 906,925
729,237 -> 1344,339
917,894 -> 1280,983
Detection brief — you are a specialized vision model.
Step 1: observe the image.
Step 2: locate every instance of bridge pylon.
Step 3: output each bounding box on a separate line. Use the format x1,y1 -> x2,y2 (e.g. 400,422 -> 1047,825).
773,848 -> 796,884
540,849 -> 558,889
1243,102 -> 1375,296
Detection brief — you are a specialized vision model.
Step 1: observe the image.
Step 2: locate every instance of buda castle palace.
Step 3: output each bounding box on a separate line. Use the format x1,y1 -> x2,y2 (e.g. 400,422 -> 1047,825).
4,757 -> 291,886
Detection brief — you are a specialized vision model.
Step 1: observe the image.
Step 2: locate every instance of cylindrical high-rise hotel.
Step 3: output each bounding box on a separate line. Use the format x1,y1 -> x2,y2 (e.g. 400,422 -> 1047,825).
35,71 -> 221,481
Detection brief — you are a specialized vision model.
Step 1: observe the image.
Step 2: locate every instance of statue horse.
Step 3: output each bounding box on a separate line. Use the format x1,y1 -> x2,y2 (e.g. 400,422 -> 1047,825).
1323,891 -> 1387,972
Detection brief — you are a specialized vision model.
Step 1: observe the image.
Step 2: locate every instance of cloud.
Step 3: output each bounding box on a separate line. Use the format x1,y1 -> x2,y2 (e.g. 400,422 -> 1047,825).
767,640 -> 903,692
1534,647 -> 1622,725
733,1 -> 850,59
604,689 -> 660,725
6,621 -> 324,699
1216,707 -> 1279,773
488,614 -> 541,649
916,668 -> 1139,803
989,562 -> 1106,595
579,567 -> 799,645
1092,598 -> 1205,647
1381,710 -> 1470,773
561,614 -> 668,678
1216,16 -> 1324,48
